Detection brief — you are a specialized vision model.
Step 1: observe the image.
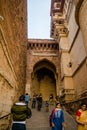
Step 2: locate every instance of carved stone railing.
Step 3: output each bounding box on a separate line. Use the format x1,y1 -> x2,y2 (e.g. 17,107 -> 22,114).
61,88 -> 75,95
60,88 -> 75,103
64,89 -> 75,95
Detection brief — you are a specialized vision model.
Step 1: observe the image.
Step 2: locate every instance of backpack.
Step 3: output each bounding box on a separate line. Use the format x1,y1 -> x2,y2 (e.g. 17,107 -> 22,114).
49,108 -> 56,127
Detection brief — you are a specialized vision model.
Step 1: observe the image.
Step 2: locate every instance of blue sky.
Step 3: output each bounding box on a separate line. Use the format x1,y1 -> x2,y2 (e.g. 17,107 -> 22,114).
27,0 -> 51,39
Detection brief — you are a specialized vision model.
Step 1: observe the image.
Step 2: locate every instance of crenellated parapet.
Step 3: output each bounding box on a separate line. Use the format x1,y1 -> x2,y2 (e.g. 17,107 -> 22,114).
27,39 -> 59,55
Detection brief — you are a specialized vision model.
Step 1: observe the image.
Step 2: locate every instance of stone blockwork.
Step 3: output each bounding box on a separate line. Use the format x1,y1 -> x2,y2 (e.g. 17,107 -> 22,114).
26,39 -> 60,100
0,0 -> 27,129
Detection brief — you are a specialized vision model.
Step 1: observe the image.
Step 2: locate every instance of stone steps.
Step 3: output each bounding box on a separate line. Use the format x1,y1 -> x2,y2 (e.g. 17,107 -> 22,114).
26,127 -> 50,130
26,102 -> 77,130
26,102 -> 51,130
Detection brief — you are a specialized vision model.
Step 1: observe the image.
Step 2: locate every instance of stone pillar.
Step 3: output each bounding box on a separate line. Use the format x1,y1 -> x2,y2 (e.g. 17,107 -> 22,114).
79,0 -> 87,54
59,36 -> 74,102
75,0 -> 87,53
57,26 -> 74,102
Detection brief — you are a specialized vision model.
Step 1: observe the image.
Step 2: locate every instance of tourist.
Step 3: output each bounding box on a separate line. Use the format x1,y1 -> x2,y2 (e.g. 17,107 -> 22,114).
11,95 -> 32,130
25,93 -> 29,107
76,102 -> 87,130
31,93 -> 37,108
37,93 -> 43,111
45,101 -> 49,112
49,93 -> 54,103
49,102 -> 66,130
49,93 -> 55,112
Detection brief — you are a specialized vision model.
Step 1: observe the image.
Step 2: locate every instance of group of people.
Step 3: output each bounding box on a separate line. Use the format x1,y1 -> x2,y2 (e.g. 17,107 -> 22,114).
11,92 -> 87,130
49,101 -> 87,130
48,93 -> 87,130
25,93 -> 43,111
25,92 -> 43,112
31,93 -> 43,111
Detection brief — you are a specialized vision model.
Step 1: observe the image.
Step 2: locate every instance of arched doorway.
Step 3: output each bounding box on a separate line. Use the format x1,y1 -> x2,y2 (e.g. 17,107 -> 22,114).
30,59 -> 58,101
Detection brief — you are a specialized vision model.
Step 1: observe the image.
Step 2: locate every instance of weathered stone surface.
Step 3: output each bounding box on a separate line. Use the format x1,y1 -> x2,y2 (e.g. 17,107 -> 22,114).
50,0 -> 87,104
0,0 -> 27,128
0,0 -> 87,129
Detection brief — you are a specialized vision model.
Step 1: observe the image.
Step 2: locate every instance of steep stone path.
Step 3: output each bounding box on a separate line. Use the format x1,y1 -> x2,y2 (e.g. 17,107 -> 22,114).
26,103 -> 50,130
26,102 -> 77,130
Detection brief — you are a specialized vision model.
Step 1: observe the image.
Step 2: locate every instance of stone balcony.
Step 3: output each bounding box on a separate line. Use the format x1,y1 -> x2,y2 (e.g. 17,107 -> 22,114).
60,88 -> 76,102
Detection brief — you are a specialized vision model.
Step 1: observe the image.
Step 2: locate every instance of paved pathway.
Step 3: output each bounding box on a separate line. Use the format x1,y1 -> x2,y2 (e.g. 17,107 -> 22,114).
26,102 -> 77,130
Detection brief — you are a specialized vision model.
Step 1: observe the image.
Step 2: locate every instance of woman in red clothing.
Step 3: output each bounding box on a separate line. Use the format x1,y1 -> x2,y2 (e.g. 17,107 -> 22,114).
76,103 -> 87,130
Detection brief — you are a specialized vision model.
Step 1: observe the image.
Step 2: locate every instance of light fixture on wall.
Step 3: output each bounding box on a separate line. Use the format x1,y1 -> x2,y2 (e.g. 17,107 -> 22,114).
68,61 -> 72,67
67,61 -> 72,68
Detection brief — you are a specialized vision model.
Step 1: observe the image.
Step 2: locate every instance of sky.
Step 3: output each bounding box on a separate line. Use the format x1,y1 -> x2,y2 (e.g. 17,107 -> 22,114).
27,0 -> 51,39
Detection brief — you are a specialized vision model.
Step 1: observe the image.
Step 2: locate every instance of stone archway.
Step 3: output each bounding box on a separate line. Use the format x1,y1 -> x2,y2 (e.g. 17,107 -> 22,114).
26,39 -> 60,99
30,59 -> 57,101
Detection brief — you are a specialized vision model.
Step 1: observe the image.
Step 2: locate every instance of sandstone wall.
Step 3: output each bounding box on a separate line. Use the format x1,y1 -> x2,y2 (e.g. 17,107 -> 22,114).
51,0 -> 87,102
0,0 -> 27,128
67,1 -> 87,99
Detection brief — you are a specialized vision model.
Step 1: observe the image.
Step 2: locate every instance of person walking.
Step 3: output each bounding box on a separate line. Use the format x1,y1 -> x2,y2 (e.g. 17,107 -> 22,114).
25,93 -> 29,107
37,93 -> 43,111
31,93 -> 37,108
11,95 -> 32,130
49,93 -> 55,112
76,103 -> 87,130
49,102 -> 66,130
45,101 -> 49,112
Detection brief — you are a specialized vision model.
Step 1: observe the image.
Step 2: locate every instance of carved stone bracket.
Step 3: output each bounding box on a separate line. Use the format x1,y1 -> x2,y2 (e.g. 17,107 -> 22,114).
55,23 -> 69,37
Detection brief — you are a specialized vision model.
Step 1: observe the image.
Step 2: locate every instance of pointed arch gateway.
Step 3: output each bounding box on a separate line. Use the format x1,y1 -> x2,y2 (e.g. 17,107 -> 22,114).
31,59 -> 58,101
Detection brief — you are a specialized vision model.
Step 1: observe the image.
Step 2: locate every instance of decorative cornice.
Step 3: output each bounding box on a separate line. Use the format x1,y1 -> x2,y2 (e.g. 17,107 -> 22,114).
32,52 -> 58,57
75,0 -> 84,25
28,39 -> 56,44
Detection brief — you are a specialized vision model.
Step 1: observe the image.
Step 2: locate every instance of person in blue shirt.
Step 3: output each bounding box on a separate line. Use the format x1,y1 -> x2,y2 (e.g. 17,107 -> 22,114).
50,102 -> 66,130
25,93 -> 29,107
